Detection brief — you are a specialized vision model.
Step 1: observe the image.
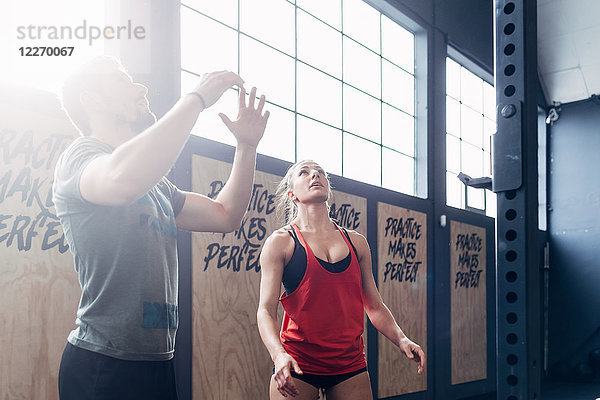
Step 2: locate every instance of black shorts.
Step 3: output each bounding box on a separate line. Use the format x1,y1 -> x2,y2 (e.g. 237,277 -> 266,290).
290,367 -> 368,391
58,342 -> 178,400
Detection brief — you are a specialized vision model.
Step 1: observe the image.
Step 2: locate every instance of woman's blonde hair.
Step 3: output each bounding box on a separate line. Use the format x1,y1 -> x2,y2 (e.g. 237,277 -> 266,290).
275,160 -> 332,225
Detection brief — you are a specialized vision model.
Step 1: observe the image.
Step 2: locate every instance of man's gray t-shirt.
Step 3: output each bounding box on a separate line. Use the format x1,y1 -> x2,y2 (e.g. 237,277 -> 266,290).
53,137 -> 186,361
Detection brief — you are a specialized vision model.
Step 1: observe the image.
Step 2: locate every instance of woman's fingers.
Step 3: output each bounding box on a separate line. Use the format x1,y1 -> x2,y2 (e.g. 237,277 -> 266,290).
275,367 -> 299,397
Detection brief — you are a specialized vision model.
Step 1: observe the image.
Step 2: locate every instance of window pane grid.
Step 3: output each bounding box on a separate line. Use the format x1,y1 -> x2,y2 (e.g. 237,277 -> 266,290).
382,13 -> 414,73
181,3 -> 238,31
296,111 -> 343,132
181,1 -> 418,196
338,129 -> 414,159
445,56 -> 494,214
238,31 -> 294,59
296,0 -> 342,32
342,33 -> 380,57
381,57 -> 415,79
446,93 -> 460,103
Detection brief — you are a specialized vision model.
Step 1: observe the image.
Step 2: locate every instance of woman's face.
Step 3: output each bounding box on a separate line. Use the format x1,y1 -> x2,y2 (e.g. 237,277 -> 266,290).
289,161 -> 330,204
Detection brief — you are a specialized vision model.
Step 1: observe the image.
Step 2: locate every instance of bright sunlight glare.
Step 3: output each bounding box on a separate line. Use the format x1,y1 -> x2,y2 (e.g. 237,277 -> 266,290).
0,0 -> 106,95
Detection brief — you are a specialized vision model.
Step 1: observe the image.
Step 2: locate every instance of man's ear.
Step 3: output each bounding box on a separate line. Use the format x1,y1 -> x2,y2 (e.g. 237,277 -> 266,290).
80,91 -> 103,111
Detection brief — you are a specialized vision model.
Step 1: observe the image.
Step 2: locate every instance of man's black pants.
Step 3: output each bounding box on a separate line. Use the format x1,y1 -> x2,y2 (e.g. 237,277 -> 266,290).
58,342 -> 178,400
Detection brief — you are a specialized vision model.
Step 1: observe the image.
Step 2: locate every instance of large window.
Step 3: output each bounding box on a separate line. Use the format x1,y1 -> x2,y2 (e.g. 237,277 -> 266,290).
180,0 -> 421,196
446,56 -> 496,217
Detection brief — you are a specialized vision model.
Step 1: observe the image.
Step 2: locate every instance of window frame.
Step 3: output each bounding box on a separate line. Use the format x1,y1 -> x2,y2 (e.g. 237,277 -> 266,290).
445,46 -> 496,216
179,0 -> 428,198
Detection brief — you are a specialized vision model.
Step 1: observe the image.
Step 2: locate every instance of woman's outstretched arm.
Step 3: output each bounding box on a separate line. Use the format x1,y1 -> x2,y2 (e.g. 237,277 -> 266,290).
351,231 -> 426,375
257,230 -> 303,397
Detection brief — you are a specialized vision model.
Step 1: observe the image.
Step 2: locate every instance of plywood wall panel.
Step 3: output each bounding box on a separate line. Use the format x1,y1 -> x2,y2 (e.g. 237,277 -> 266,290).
0,89 -> 79,400
190,156 -> 368,399
450,220 -> 487,384
377,202 -> 427,397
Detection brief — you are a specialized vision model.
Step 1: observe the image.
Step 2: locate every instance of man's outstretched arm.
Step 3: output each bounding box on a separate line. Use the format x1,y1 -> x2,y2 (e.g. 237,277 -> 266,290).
80,71 -> 244,206
175,87 -> 270,233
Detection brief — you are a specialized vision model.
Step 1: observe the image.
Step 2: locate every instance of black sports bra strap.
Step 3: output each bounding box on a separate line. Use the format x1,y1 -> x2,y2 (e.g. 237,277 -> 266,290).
286,224 -> 300,244
340,227 -> 359,257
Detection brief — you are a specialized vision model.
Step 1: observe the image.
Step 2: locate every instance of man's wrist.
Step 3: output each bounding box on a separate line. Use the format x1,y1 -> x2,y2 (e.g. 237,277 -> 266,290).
236,140 -> 259,153
186,92 -> 206,111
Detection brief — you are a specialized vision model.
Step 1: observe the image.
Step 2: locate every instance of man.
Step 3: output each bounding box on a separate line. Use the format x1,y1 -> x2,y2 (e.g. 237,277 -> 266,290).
53,55 -> 270,399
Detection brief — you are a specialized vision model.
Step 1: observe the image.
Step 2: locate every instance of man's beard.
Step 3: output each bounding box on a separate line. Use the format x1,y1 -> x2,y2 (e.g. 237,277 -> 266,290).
120,108 -> 157,134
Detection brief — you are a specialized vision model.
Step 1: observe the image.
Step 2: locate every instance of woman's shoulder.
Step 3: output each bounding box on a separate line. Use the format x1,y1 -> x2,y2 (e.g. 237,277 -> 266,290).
338,227 -> 370,254
261,226 -> 295,264
339,226 -> 366,241
264,226 -> 294,248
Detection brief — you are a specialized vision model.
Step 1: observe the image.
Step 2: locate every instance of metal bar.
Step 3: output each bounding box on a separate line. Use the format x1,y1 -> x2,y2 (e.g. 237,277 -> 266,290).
494,0 -> 541,399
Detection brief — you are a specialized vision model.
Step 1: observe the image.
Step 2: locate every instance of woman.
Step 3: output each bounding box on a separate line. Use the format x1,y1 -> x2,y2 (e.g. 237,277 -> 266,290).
257,160 -> 425,399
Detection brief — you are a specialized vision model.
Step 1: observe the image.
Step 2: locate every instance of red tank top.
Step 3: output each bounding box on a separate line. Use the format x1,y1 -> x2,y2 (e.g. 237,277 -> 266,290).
279,222 -> 366,374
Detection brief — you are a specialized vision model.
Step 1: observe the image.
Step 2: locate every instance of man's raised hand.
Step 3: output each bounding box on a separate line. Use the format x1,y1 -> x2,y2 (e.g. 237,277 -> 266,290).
192,71 -> 244,110
219,87 -> 270,148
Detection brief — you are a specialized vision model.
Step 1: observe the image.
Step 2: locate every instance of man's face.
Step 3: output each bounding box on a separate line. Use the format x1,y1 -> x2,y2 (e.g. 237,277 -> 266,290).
95,67 -> 156,133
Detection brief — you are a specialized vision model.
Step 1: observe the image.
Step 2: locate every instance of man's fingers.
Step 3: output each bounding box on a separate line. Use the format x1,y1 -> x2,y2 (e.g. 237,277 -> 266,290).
218,113 -> 233,130
248,87 -> 257,109
227,71 -> 244,89
256,94 -> 266,114
238,87 -> 247,109
215,70 -> 244,89
262,110 -> 270,126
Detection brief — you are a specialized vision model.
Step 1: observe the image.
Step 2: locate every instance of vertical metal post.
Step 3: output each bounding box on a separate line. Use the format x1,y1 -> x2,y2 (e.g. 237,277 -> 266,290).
494,0 -> 541,399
